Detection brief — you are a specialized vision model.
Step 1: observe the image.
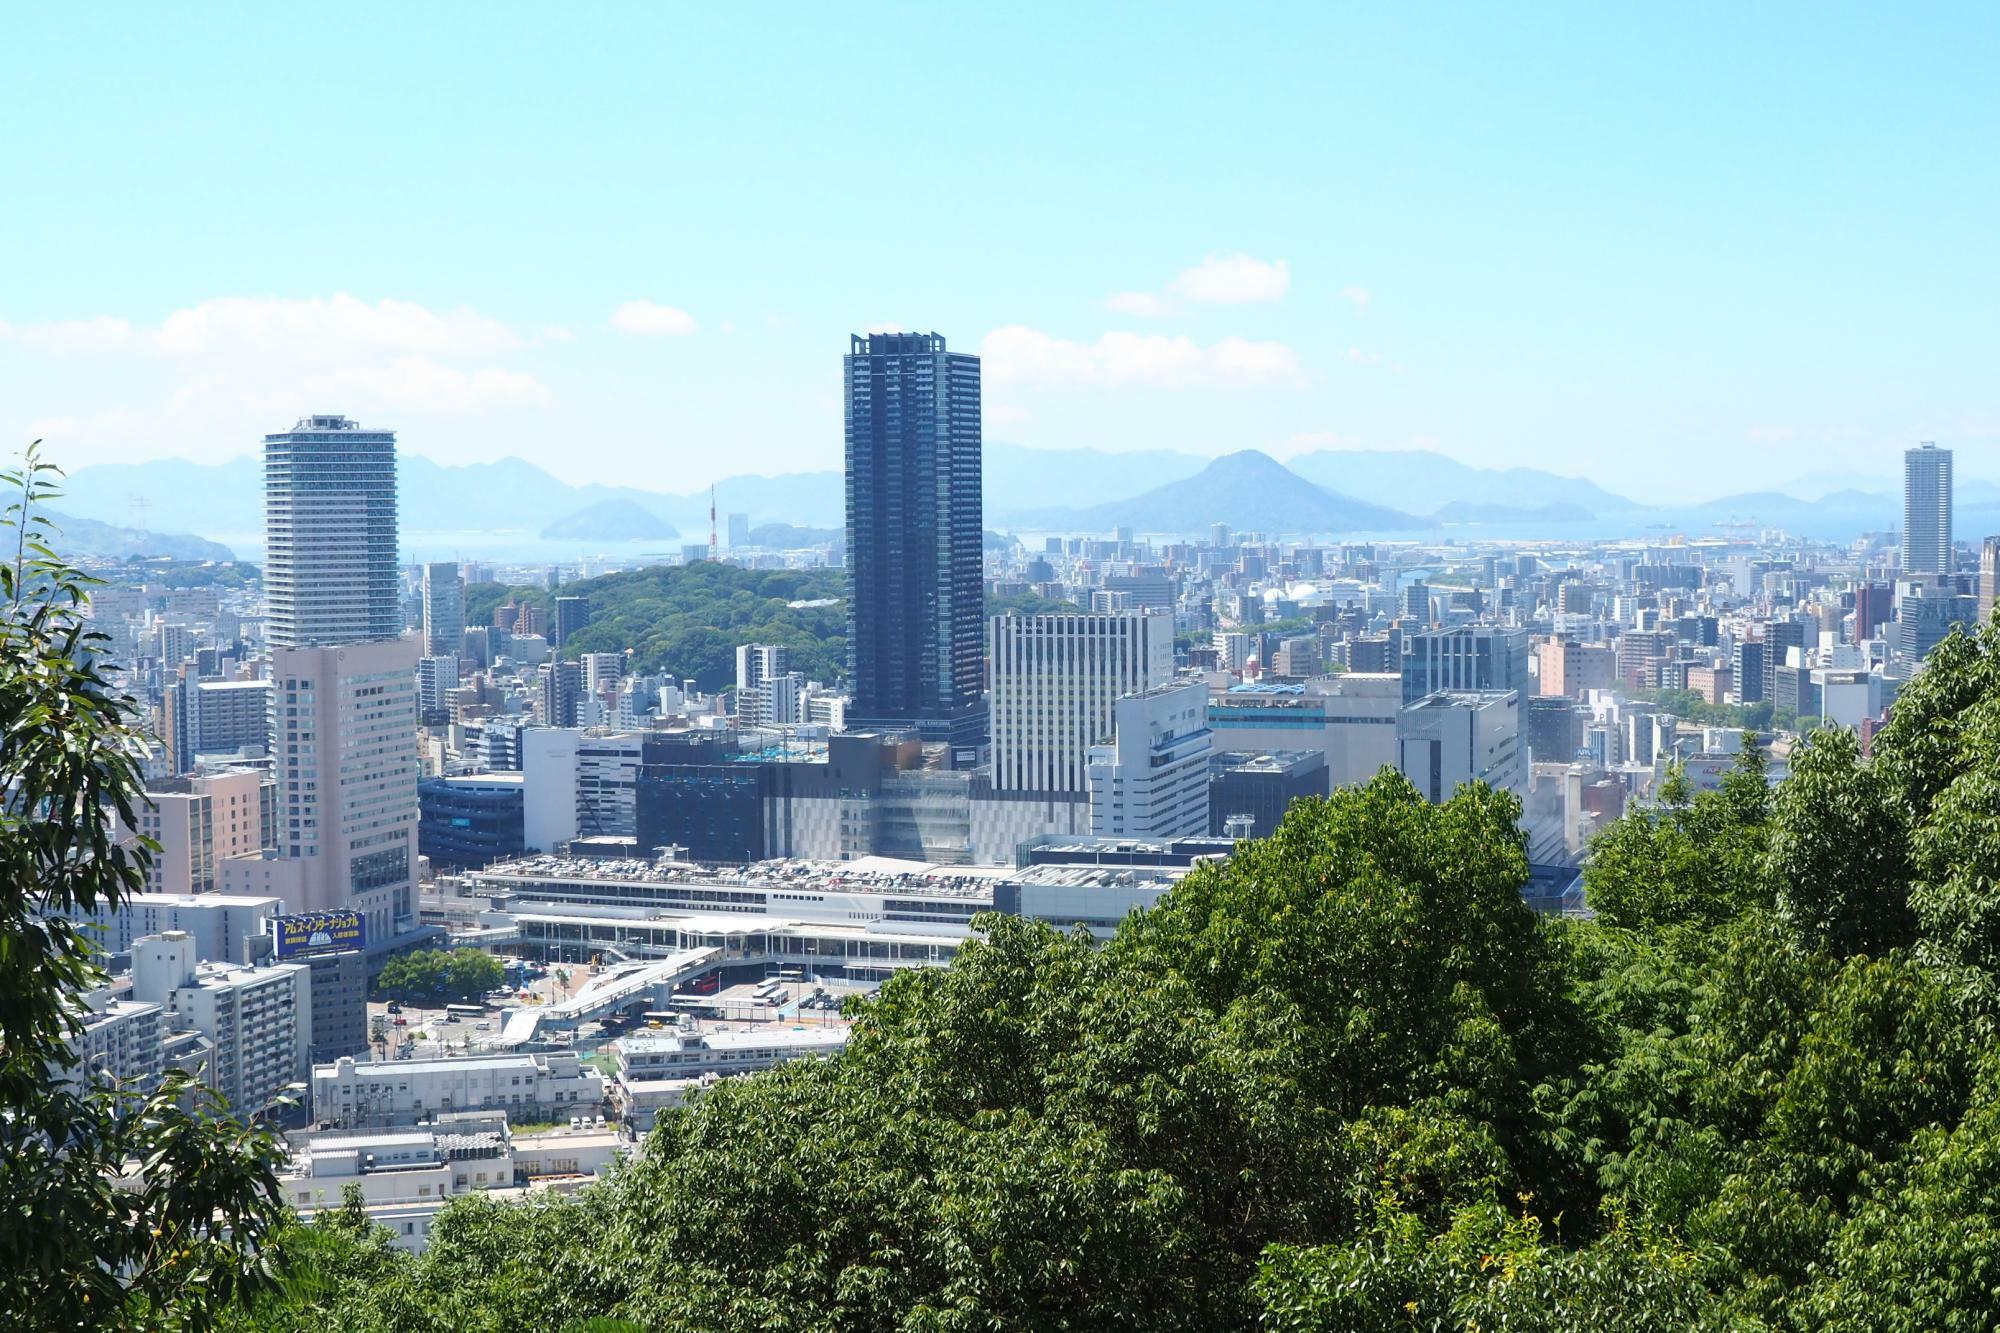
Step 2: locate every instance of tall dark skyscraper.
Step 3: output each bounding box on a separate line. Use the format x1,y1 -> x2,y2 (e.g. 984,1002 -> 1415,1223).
554,595 -> 591,652
843,332 -> 985,760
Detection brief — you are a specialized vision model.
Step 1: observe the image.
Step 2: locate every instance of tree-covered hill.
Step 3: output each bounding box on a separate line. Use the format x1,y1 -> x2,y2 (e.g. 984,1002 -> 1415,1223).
466,563 -> 845,692
217,621 -> 2000,1330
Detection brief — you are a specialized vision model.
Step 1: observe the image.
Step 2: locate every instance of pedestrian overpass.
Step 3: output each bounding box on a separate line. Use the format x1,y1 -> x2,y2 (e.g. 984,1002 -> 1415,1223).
484,947 -> 721,1049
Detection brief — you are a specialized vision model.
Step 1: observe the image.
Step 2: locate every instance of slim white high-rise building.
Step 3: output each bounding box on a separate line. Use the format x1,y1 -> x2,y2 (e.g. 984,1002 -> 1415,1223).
990,610 -> 1174,794
416,654 -> 461,719
264,416 -> 401,649
1904,443 -> 1953,575
421,562 -> 464,658
1086,681 -> 1213,839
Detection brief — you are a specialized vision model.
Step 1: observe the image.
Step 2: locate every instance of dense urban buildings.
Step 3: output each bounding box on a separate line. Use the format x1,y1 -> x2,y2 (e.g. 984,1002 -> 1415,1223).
842,332 -> 986,763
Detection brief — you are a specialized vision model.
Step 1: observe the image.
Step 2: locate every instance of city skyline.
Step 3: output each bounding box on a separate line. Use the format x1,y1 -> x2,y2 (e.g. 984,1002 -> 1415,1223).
6,7 -> 2000,500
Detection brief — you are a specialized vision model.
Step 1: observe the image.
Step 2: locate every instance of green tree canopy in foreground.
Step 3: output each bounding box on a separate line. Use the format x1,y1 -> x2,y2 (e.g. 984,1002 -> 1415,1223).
0,447 -> 289,1331
224,622 -> 2000,1331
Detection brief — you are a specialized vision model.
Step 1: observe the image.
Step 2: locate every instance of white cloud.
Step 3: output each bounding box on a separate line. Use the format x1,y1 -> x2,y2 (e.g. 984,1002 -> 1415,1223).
980,325 -> 1302,389
541,326 -> 577,343
985,402 -> 1033,427
1103,291 -> 1172,317
1169,253 -> 1291,304
311,357 -> 553,414
5,294 -> 551,468
1344,346 -> 1383,366
1340,286 -> 1371,313
610,300 -> 698,337
158,294 -> 518,358
0,315 -> 135,352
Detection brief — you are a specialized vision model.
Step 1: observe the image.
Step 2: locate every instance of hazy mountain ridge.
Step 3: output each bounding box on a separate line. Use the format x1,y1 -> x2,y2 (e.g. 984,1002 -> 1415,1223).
46,508 -> 234,561
1009,450 -> 1424,535
538,498 -> 679,541
53,448 -> 2000,553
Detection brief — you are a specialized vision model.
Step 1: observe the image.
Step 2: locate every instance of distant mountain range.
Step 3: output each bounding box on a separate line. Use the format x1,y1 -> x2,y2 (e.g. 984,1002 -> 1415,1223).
539,498 -> 679,541
47,446 -> 2000,557
1012,450 -> 1422,536
1283,449 -> 1645,517
45,508 -> 234,562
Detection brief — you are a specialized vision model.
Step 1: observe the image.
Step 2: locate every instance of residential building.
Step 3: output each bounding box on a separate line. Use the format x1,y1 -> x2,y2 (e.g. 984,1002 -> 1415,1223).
554,596 -> 591,652
538,660 -> 582,728
1536,638 -> 1614,699
124,768 -> 270,896
69,987 -> 166,1091
263,415 -> 400,649
1982,537 -> 2000,629
843,332 -> 986,762
131,930 -> 311,1117
1903,442 -> 1953,575
416,654 -> 460,723
421,562 -> 464,658
164,673 -> 271,775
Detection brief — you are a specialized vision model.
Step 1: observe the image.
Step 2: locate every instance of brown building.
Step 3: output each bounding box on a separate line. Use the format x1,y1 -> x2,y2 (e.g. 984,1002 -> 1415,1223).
1536,638 -> 1616,699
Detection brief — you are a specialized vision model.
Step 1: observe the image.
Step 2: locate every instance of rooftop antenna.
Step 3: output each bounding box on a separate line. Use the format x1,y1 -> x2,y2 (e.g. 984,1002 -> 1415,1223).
709,484 -> 718,561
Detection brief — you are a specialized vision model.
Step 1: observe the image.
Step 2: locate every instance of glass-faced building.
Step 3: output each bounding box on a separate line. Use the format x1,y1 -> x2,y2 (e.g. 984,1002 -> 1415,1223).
842,332 -> 986,763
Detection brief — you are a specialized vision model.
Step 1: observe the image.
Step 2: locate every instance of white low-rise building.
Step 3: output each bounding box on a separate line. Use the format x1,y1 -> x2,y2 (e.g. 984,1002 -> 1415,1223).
612,1024 -> 849,1129
281,1111 -> 628,1251
312,1050 -> 606,1128
62,891 -> 285,962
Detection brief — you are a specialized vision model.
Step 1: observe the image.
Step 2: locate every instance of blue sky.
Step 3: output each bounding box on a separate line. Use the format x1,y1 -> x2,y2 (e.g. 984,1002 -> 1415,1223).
4,3 -> 1998,500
